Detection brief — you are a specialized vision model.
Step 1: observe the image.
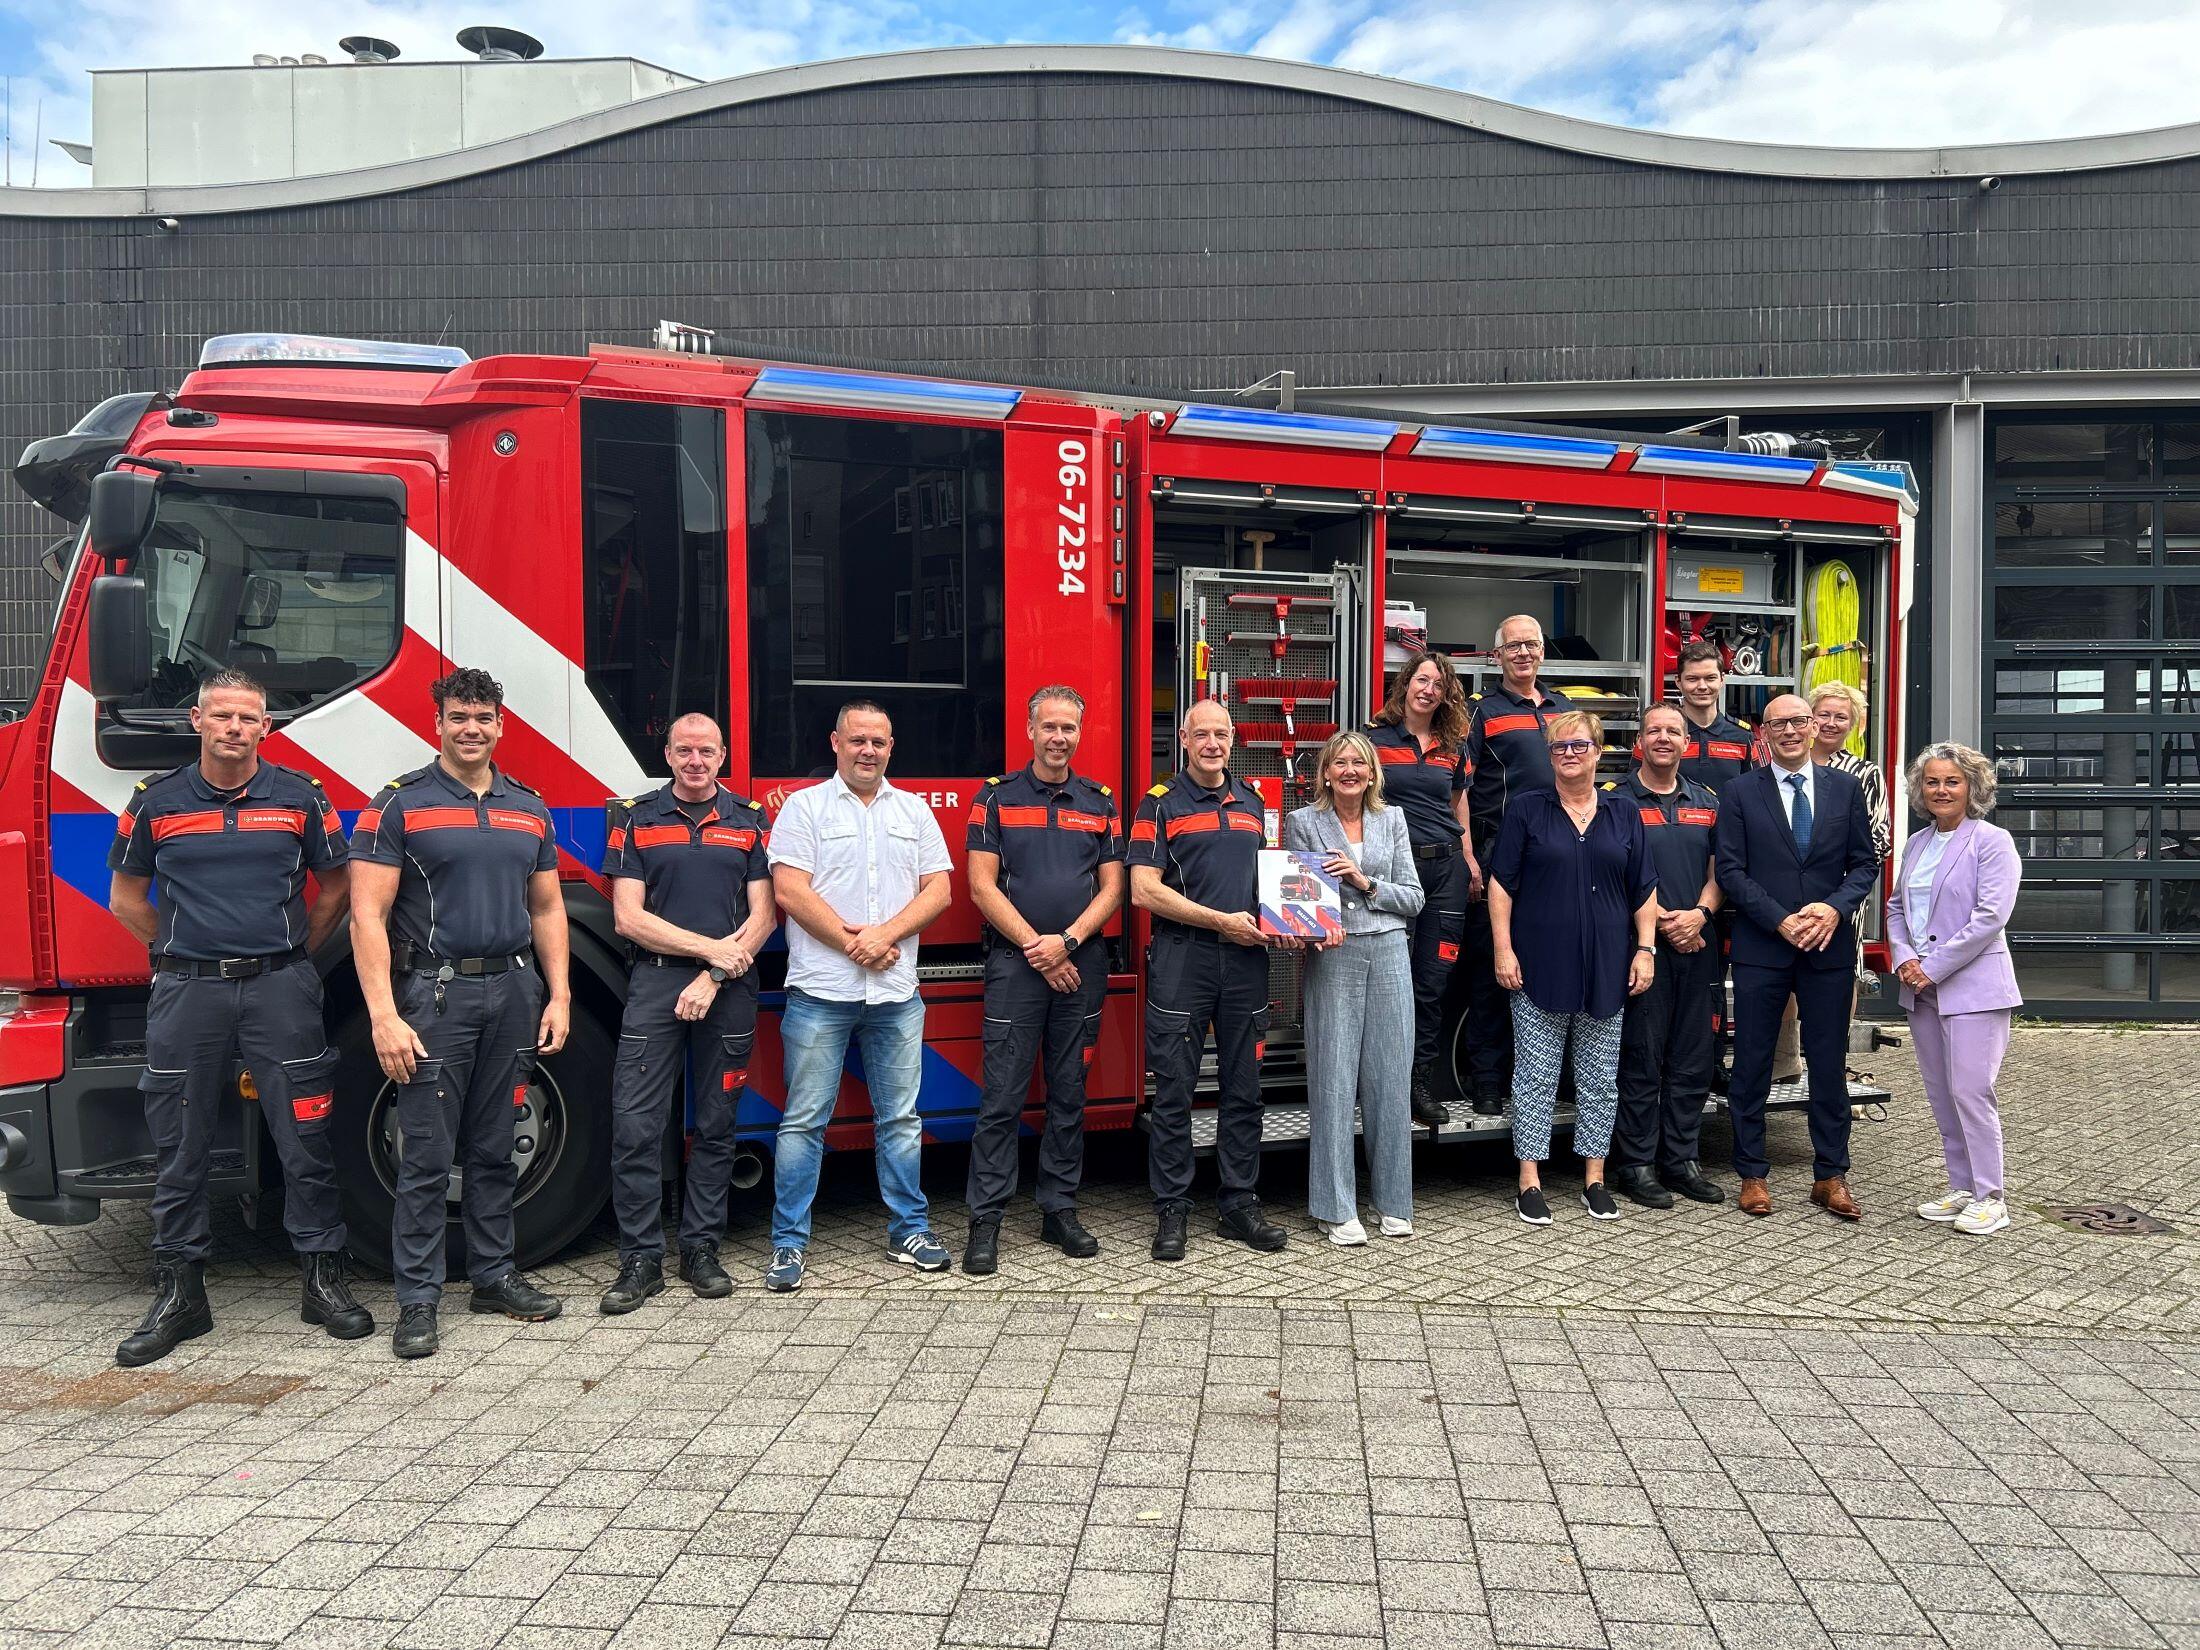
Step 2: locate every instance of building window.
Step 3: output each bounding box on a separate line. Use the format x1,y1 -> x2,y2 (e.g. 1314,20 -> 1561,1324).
581,400 -> 729,772
746,411 -> 1004,777
1984,412 -> 2200,1014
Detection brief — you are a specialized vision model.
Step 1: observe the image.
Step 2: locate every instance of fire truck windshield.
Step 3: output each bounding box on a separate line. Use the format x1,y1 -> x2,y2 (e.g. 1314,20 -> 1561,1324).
120,481 -> 403,715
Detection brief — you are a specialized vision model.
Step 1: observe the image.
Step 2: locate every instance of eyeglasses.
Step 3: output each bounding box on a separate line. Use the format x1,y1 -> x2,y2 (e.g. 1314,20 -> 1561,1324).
1762,715 -> 1813,732
1549,739 -> 1596,756
1496,640 -> 1544,655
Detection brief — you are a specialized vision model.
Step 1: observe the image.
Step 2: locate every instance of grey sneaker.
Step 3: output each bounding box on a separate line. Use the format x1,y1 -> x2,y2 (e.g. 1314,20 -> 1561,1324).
764,1247 -> 806,1294
891,1231 -> 951,1272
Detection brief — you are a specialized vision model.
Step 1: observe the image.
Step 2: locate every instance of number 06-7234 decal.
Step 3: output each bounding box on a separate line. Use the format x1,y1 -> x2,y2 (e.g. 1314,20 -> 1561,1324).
1056,437 -> 1088,596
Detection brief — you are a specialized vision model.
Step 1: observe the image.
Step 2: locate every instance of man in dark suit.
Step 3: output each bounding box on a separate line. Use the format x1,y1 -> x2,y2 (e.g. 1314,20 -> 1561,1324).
1713,694 -> 1881,1221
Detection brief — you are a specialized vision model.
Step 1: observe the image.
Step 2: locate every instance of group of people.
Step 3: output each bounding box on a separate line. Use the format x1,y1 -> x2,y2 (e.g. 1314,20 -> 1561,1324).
105,631 -> 2024,1370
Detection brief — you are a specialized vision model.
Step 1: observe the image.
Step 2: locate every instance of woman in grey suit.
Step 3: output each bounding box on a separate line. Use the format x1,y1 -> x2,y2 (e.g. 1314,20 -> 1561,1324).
1284,731 -> 1426,1244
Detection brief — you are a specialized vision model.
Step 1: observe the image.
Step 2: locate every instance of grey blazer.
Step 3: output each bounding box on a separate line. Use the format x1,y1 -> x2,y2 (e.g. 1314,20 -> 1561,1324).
1282,803 -> 1426,936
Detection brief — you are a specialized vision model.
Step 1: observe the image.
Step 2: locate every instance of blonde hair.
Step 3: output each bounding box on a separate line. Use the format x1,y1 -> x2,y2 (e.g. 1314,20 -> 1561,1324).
1311,730 -> 1387,812
1544,709 -> 1605,748
1809,681 -> 1869,721
1906,742 -> 1998,819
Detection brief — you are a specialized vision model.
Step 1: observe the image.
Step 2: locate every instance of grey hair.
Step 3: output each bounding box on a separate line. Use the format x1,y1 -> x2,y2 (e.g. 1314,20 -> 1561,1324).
1026,685 -> 1086,720
197,668 -> 266,706
1906,741 -> 1997,819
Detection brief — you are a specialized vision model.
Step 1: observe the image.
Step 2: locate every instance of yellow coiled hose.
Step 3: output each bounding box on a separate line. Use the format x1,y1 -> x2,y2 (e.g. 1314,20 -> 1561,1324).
1802,559 -> 1866,755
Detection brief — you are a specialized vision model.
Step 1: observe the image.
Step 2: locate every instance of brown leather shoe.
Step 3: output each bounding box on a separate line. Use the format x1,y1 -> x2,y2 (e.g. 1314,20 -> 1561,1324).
1810,1176 -> 1862,1221
1738,1177 -> 1772,1217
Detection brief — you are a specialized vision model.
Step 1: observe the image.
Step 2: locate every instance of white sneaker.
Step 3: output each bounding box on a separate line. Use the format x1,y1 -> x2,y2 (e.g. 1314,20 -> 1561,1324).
1917,1190 -> 1973,1222
1317,1217 -> 1368,1246
1378,1215 -> 1414,1238
1953,1197 -> 2010,1236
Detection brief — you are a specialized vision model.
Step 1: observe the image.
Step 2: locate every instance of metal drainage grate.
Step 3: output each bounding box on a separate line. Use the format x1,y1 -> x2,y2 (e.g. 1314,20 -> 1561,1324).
2037,1203 -> 2179,1237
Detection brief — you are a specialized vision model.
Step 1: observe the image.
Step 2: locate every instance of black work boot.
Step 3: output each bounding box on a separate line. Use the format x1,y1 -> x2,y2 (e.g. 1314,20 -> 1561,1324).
116,1252 -> 213,1368
1471,1084 -> 1506,1118
1217,1200 -> 1289,1252
392,1303 -> 439,1360
1151,1202 -> 1190,1263
679,1244 -> 733,1300
963,1217 -> 1001,1277
1663,1161 -> 1727,1205
598,1254 -> 664,1316
300,1251 -> 375,1340
470,1271 -> 563,1321
1040,1209 -> 1100,1258
1612,1166 -> 1675,1210
1410,1063 -> 1448,1128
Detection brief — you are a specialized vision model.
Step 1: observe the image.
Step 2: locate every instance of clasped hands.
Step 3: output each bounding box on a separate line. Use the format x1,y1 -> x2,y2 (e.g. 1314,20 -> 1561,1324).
1777,902 -> 1842,952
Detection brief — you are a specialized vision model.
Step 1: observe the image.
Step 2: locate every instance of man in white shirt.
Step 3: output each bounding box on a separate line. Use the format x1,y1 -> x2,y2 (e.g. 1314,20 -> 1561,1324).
764,701 -> 954,1291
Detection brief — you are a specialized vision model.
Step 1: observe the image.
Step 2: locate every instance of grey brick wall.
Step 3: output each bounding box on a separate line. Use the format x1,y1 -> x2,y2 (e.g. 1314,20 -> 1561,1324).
5,69 -> 2197,700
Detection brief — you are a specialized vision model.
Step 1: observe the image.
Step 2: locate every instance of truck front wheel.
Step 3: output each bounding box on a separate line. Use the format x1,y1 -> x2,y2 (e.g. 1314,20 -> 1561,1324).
325,1000 -> 613,1276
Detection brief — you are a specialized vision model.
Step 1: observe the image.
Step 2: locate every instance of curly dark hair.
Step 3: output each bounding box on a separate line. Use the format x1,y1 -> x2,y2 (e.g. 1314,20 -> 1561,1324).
1371,650 -> 1470,754
430,667 -> 505,711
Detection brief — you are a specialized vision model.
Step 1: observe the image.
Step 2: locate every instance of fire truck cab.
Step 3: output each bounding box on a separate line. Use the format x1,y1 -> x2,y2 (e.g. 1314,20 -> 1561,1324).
0,333 -> 1916,1269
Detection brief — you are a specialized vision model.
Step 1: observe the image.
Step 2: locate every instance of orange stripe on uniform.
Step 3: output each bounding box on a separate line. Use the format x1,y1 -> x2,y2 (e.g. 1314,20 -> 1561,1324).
404,806 -> 479,833
1639,808 -> 1667,826
487,809 -> 546,839
151,810 -> 224,842
1374,747 -> 1416,765
966,804 -> 988,827
630,824 -> 688,849
1165,812 -> 1221,838
996,806 -> 1051,828
1130,818 -> 1158,843
355,808 -> 382,836
606,825 -> 626,852
1482,713 -> 1540,736
292,1092 -> 332,1122
1679,808 -> 1717,826
701,827 -> 757,849
238,808 -> 306,835
1225,812 -> 1264,833
1057,810 -> 1109,833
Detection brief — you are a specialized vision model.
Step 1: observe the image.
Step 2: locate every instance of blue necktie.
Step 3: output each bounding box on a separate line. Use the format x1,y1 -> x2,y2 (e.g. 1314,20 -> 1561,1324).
1787,772 -> 1813,856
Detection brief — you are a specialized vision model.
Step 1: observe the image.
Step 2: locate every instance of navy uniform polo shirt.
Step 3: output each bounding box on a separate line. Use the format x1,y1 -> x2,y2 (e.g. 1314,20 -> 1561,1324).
1127,769 -> 1264,931
967,766 -> 1121,939
1677,709 -> 1757,795
1464,680 -> 1572,836
604,782 -> 771,941
1612,770 -> 1721,912
108,760 -> 348,961
1363,721 -> 1467,849
353,762 -> 558,959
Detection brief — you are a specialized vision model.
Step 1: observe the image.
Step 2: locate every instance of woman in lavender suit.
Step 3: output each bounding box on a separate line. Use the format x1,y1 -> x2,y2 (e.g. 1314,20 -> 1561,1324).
1885,742 -> 2022,1237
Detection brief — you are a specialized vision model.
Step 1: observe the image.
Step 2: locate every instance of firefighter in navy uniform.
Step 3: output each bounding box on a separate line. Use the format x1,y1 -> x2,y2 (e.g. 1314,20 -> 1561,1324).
1129,698 -> 1293,1263
1366,651 -> 1474,1128
1673,640 -> 1757,1088
1458,615 -> 1572,1113
351,668 -> 571,1360
1675,640 -> 1758,794
962,687 -> 1126,1276
1609,703 -> 1729,1209
598,714 -> 777,1314
105,670 -> 371,1367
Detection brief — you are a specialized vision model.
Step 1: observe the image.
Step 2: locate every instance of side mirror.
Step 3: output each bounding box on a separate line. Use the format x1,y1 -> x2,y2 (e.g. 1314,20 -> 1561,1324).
39,537 -> 72,585
86,576 -> 151,702
87,468 -> 158,569
239,573 -> 283,630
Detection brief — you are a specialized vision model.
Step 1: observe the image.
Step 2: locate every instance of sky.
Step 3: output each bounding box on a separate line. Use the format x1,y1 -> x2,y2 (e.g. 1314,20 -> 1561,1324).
5,0 -> 2200,186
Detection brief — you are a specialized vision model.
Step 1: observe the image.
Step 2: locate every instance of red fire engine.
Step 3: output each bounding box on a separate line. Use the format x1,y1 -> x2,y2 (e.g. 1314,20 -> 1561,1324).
0,332 -> 1915,1268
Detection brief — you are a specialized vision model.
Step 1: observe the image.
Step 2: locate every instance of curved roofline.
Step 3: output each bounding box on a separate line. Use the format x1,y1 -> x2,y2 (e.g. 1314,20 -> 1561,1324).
8,41 -> 2200,219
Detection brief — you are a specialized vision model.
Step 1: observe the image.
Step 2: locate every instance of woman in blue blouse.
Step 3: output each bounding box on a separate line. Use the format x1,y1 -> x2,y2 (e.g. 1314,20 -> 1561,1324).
1488,711 -> 1657,1226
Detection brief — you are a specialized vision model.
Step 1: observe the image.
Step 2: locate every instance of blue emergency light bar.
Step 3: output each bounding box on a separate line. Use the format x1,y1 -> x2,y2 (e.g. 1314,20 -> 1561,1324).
199,333 -> 472,371
749,366 -> 1022,421
1630,444 -> 1819,486
1169,404 -> 1399,450
1411,426 -> 1623,469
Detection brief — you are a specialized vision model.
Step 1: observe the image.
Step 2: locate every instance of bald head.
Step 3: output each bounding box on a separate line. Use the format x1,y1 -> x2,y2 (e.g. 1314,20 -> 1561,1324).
1180,697 -> 1235,786
1760,693 -> 1814,768
665,713 -> 726,800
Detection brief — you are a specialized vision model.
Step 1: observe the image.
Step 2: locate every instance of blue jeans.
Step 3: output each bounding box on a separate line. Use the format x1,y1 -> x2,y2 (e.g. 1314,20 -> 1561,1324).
771,987 -> 930,1250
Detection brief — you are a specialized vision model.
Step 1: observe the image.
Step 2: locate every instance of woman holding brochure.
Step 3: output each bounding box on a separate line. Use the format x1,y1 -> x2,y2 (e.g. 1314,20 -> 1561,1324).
1284,731 -> 1425,1245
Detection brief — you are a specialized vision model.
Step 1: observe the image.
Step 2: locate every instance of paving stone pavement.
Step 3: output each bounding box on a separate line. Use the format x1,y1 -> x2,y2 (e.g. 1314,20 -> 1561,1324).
0,1026 -> 2195,1649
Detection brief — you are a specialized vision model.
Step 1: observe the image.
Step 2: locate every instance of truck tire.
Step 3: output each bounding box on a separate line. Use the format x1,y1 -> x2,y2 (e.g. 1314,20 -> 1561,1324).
325,999 -> 614,1277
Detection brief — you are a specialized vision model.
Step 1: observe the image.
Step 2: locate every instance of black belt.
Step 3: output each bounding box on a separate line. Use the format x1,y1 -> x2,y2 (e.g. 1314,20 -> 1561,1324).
392,944 -> 531,977
635,950 -> 714,968
1410,841 -> 1460,862
154,947 -> 308,980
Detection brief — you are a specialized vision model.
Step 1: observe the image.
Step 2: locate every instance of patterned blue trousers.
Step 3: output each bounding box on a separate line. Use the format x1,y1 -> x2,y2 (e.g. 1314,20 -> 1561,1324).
1509,994 -> 1624,1164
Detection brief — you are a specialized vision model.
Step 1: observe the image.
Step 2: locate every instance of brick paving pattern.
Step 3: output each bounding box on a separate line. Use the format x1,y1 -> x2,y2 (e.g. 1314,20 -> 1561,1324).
0,1026 -> 2195,1648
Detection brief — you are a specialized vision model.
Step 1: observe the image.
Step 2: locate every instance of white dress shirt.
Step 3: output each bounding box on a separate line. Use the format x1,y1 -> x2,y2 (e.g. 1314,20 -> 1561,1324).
768,772 -> 952,1004
1770,758 -> 1816,829
1905,827 -> 1956,938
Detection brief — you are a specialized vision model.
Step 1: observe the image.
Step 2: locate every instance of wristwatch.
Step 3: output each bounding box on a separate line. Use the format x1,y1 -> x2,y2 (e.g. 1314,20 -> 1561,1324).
707,965 -> 729,984
1060,931 -> 1079,951
1635,945 -> 1656,956
1693,904 -> 1713,921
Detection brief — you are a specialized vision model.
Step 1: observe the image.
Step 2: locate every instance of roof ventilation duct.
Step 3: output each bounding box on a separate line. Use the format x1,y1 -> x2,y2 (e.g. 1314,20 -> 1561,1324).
456,25 -> 545,61
339,35 -> 401,63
